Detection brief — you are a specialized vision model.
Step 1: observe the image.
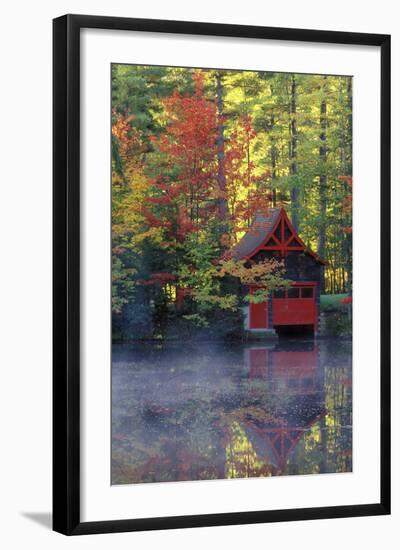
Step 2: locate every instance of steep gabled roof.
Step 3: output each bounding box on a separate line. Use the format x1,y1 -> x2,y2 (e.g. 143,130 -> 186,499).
229,207 -> 326,265
244,404 -> 326,469
230,209 -> 281,260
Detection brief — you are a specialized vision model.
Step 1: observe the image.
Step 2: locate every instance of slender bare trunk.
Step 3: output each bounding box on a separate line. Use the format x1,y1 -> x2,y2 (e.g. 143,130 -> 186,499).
318,77 -> 328,292
271,121 -> 277,206
216,71 -> 227,227
290,75 -> 299,230
346,79 -> 353,296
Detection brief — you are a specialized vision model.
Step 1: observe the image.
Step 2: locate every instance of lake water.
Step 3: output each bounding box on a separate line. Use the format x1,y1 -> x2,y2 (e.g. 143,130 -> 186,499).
112,338 -> 352,484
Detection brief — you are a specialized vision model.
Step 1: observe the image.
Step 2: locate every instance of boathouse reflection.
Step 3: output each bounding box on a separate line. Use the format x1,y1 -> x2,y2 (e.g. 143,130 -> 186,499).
111,340 -> 352,484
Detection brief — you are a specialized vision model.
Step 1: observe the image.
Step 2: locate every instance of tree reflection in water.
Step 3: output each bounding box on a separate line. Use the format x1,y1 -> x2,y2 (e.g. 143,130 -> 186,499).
112,339 -> 352,484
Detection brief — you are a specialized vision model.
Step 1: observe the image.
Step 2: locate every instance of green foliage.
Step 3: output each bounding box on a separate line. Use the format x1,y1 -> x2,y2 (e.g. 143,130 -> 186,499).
320,293 -> 348,311
111,257 -> 136,314
320,294 -> 351,337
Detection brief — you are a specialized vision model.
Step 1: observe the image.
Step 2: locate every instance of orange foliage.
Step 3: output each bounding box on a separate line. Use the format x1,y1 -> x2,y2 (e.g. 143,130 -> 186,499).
112,110 -> 145,175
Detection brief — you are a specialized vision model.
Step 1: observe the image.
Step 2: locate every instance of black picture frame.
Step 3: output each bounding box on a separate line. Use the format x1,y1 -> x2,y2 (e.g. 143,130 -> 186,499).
53,14 -> 391,535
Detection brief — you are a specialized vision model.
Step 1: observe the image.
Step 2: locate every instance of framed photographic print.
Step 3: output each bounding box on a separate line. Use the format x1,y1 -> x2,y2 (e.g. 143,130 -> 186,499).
53,14 -> 391,535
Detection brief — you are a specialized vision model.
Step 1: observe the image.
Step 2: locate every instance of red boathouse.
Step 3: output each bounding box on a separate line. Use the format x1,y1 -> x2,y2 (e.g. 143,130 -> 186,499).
230,208 -> 326,335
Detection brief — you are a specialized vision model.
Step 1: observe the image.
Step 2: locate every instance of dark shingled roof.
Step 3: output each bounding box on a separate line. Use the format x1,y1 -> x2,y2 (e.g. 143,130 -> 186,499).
230,208 -> 282,260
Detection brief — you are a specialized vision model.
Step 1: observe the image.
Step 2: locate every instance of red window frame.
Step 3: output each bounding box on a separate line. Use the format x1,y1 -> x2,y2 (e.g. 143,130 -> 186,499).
273,283 -> 316,300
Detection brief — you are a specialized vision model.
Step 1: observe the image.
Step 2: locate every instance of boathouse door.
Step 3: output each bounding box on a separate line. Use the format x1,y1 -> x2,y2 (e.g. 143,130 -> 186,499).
249,287 -> 268,329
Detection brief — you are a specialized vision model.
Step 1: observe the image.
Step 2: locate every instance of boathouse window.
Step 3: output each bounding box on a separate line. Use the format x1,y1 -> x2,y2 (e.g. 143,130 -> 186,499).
301,287 -> 314,298
288,287 -> 300,298
274,289 -> 285,299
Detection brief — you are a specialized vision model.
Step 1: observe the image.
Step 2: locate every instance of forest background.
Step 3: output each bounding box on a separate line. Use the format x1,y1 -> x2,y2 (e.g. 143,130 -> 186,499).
111,65 -> 352,341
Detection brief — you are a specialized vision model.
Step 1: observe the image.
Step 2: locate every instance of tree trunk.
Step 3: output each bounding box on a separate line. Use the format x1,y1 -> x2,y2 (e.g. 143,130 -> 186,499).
339,77 -> 352,298
270,113 -> 277,207
318,77 -> 328,293
346,79 -> 353,297
290,75 -> 299,231
216,71 -> 227,227
267,84 -> 278,207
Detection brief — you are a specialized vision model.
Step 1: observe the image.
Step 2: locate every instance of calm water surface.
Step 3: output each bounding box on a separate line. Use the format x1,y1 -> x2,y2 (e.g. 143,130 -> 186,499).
112,339 -> 352,484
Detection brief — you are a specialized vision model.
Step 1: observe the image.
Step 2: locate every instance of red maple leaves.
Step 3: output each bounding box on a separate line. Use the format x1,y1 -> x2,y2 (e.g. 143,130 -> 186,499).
145,72 -> 219,242
140,73 -> 265,250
